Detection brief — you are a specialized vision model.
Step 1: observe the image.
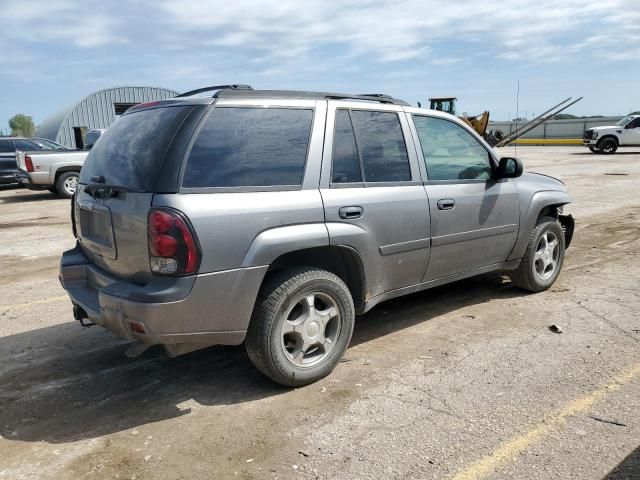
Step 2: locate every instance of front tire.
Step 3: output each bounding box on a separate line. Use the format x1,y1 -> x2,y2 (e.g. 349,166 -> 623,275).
55,172 -> 79,199
510,217 -> 565,292
588,146 -> 600,154
597,137 -> 618,154
245,267 -> 355,387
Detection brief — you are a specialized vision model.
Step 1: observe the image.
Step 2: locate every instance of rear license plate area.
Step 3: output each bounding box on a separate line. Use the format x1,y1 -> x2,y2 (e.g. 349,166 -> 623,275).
79,202 -> 117,259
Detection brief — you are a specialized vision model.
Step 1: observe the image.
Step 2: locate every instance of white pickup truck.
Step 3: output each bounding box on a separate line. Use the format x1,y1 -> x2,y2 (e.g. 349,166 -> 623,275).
15,150 -> 89,198
583,114 -> 640,154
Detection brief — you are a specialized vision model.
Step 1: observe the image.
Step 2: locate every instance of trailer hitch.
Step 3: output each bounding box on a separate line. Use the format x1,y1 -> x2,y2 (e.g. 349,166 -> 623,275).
73,304 -> 95,327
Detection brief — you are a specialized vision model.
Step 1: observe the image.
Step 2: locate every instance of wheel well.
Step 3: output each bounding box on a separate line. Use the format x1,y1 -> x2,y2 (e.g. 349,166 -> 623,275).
265,246 -> 366,313
598,135 -> 619,145
55,167 -> 80,181
537,204 -> 564,222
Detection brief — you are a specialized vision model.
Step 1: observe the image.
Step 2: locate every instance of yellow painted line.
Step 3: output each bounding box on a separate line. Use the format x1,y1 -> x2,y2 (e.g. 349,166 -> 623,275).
452,362 -> 640,480
513,138 -> 583,145
0,295 -> 68,311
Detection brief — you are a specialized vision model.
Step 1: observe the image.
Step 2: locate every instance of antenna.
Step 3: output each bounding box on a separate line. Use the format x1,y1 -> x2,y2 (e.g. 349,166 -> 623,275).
515,80 -> 520,156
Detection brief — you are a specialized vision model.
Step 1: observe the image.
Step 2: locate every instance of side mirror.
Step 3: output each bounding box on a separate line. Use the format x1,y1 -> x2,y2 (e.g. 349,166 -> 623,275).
494,157 -> 523,179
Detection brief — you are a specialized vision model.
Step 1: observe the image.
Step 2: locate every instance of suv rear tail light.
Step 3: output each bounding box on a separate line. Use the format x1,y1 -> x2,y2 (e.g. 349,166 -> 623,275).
148,209 -> 200,275
25,155 -> 34,172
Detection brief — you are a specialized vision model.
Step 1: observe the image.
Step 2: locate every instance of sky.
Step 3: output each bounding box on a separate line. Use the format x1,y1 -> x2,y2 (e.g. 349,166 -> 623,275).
1,0 -> 639,132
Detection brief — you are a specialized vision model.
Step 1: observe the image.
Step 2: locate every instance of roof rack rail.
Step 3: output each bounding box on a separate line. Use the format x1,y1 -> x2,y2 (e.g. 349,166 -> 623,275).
176,84 -> 253,98
324,93 -> 409,106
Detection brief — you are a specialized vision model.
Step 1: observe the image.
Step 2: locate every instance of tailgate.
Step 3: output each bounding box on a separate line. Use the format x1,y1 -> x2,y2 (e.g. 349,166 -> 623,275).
76,189 -> 155,283
73,104 -> 197,283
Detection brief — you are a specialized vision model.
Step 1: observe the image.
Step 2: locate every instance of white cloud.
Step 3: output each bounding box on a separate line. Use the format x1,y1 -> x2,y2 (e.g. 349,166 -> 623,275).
1,0 -> 119,48
154,0 -> 637,64
1,0 -> 638,66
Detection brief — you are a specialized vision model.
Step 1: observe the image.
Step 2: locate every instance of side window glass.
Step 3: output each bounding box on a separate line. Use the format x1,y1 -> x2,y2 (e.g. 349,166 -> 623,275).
183,107 -> 313,188
413,116 -> 492,181
350,110 -> 411,182
332,110 -> 362,183
13,139 -> 42,151
0,140 -> 13,153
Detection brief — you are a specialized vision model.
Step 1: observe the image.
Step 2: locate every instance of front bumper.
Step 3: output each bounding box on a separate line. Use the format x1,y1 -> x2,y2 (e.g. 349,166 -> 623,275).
583,139 -> 598,146
60,244 -> 267,353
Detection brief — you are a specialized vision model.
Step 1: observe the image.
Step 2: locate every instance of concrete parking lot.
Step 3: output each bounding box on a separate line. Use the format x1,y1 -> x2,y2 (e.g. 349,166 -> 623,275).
0,146 -> 638,480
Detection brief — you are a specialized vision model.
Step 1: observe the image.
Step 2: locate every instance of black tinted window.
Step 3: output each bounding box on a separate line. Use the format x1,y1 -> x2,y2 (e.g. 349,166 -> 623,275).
628,118 -> 640,128
413,116 -> 492,181
332,110 -> 362,183
13,139 -> 42,151
0,140 -> 13,153
183,107 -> 313,188
80,106 -> 192,190
350,110 -> 411,182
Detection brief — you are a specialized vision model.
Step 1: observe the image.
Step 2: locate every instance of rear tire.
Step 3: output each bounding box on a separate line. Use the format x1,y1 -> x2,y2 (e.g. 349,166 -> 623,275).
55,172 -> 79,198
509,216 -> 565,292
245,267 -> 355,387
597,137 -> 618,154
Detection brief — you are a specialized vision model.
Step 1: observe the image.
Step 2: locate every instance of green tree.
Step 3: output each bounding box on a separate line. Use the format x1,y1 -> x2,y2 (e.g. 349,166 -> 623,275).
8,114 -> 36,137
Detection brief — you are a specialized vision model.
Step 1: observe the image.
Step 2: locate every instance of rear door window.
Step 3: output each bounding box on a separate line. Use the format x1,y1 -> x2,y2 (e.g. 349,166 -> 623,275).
80,105 -> 193,191
332,110 -> 362,183
182,107 -> 313,188
331,109 -> 411,184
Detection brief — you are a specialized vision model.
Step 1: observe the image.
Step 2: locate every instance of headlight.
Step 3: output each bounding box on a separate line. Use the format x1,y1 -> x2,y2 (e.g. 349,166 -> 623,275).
592,131 -> 598,139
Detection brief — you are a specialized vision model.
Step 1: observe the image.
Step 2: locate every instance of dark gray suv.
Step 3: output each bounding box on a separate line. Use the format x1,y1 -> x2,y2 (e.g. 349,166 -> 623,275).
60,85 -> 574,386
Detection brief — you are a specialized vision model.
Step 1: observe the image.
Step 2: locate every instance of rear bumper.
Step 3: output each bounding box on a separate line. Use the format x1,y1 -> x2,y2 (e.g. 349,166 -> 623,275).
59,244 -> 267,351
0,170 -> 18,184
15,169 -> 48,190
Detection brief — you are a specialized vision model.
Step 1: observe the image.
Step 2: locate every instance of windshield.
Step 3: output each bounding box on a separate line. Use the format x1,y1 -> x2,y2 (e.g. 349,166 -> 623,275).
615,116 -> 635,127
80,106 -> 193,191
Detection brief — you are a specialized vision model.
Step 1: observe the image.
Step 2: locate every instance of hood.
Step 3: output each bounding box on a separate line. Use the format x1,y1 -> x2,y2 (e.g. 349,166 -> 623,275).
589,125 -> 620,132
519,172 -> 566,189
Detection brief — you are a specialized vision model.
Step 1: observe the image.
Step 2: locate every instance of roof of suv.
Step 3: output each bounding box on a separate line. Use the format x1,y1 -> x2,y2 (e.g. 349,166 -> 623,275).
162,85 -> 411,106
213,89 -> 410,106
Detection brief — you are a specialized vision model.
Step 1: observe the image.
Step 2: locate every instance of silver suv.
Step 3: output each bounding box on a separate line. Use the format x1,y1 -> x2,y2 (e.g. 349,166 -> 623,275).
60,85 -> 574,386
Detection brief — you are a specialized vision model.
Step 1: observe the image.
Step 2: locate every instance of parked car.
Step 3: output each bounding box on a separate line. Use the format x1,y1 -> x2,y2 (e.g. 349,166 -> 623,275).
59,86 -> 574,386
583,114 -> 640,154
15,149 -> 88,197
0,137 -> 55,185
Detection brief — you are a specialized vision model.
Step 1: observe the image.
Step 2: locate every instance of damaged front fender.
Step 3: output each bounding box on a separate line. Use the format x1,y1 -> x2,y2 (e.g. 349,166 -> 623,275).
559,214 -> 575,248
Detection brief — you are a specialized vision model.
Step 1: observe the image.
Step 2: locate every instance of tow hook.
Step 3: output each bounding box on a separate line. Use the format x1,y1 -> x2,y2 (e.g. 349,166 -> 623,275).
73,304 -> 95,327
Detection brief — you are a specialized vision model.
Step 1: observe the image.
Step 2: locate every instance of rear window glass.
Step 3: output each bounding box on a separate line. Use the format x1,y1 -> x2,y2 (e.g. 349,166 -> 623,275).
80,106 -> 192,190
182,107 -> 313,188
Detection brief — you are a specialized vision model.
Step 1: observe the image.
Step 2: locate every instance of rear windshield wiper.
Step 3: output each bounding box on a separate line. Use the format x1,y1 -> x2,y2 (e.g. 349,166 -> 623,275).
84,183 -> 141,198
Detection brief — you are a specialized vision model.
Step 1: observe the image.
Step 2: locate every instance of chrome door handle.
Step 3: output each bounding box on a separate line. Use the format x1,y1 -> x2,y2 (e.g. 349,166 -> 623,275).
339,206 -> 364,219
437,198 -> 455,210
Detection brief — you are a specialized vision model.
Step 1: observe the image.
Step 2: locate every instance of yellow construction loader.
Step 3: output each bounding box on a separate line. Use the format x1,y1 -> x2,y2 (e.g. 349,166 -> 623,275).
426,96 -> 583,147
428,97 -> 492,139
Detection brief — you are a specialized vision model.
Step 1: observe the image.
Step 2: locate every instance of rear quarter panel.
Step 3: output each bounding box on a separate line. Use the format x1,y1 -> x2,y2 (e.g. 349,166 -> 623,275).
153,190 -> 327,273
